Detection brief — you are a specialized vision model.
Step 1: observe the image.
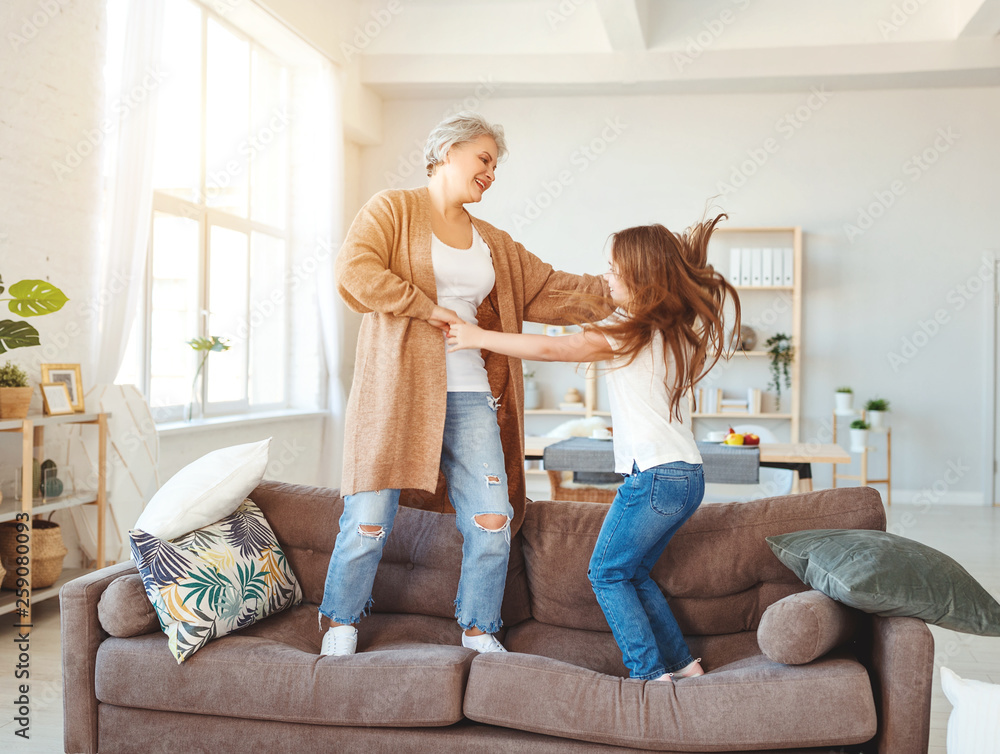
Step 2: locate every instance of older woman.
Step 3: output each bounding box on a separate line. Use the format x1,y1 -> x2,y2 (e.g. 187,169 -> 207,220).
320,112 -> 609,656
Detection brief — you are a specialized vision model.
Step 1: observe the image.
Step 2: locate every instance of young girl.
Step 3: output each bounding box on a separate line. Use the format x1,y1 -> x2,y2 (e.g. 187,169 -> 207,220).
446,218 -> 740,681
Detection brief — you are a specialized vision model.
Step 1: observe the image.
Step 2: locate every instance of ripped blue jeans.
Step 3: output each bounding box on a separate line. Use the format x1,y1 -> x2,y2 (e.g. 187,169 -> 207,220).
319,392 -> 514,634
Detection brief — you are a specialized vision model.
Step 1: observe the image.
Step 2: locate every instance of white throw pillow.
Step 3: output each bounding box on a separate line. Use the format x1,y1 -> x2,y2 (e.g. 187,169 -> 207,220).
941,667 -> 1000,754
133,438 -> 271,541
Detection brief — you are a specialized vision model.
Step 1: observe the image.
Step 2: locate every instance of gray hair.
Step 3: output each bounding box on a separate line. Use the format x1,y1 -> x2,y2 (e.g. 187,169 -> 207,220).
424,111 -> 507,177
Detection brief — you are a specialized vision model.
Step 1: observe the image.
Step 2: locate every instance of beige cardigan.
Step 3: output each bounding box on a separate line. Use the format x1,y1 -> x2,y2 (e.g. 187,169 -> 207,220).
335,187 -> 610,531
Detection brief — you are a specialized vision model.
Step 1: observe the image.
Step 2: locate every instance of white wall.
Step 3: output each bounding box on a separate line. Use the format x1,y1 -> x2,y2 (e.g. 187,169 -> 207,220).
0,0 -> 106,396
356,87 -> 1000,502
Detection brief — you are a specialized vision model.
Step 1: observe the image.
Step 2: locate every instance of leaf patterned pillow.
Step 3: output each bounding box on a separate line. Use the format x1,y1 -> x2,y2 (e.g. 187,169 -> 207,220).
129,497 -> 303,663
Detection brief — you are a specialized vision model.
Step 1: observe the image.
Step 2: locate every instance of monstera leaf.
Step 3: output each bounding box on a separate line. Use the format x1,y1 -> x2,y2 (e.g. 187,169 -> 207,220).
6,280 -> 68,317
0,320 -> 40,354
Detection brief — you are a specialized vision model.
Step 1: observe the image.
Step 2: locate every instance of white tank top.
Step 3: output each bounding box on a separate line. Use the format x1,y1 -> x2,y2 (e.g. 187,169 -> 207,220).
601,313 -> 702,473
431,225 -> 495,391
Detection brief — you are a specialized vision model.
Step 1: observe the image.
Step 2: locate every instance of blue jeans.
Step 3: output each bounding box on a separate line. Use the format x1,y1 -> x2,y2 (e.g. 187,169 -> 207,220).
319,392 -> 514,634
588,461 -> 704,680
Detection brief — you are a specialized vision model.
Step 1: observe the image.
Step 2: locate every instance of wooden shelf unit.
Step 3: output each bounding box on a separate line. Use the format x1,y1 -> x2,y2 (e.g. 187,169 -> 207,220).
693,226 -> 803,443
831,410 -> 892,505
0,412 -> 108,624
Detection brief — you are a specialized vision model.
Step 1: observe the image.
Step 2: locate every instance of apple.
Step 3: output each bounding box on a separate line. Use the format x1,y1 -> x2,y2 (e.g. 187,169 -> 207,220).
743,433 -> 760,446
724,432 -> 744,445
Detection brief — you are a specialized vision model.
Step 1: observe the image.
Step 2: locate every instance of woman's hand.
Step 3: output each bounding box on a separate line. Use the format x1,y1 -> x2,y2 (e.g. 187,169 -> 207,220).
428,305 -> 464,332
446,322 -> 486,352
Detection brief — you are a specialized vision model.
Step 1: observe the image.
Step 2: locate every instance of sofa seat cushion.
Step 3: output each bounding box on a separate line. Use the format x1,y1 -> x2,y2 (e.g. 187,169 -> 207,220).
95,605 -> 475,727
468,622 -> 877,751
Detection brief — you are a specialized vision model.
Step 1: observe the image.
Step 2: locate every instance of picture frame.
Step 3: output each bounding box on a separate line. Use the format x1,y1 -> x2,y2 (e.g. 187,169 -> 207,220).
40,363 -> 84,412
41,382 -> 75,416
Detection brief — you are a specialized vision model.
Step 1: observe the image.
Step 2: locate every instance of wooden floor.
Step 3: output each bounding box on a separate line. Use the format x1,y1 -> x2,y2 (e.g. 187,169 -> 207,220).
1,501 -> 997,753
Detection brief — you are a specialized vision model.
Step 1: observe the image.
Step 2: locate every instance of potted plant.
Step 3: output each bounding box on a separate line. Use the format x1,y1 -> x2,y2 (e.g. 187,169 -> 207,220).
865,398 -> 890,430
523,364 -> 540,411
835,386 -> 854,415
849,418 -> 869,453
765,333 -> 794,411
0,361 -> 33,419
0,273 -> 69,353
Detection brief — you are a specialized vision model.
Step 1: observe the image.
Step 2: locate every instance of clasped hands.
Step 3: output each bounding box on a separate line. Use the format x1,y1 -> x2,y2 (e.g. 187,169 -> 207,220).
430,305 -> 484,352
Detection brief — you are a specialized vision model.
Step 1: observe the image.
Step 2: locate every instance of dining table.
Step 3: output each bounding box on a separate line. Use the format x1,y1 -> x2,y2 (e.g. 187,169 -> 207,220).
525,437 -> 850,492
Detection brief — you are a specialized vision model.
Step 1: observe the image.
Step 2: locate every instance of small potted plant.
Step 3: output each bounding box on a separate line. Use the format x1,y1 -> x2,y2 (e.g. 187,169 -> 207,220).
765,333 -> 794,411
0,361 -> 33,419
523,364 -> 540,410
849,418 -> 869,453
864,398 -> 890,430
835,386 -> 854,415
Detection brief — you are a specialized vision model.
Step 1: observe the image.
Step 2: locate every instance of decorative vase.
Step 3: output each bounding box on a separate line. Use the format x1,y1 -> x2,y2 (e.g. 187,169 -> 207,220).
867,410 -> 888,430
849,428 -> 869,453
0,386 -> 33,419
835,392 -> 853,415
740,326 -> 758,352
523,379 -> 540,410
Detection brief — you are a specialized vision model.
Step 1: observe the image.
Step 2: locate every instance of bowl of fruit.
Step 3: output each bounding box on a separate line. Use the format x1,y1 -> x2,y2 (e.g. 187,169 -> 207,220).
723,427 -> 760,446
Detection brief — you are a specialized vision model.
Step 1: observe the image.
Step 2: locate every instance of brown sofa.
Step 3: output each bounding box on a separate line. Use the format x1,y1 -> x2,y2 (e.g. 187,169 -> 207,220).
61,482 -> 933,753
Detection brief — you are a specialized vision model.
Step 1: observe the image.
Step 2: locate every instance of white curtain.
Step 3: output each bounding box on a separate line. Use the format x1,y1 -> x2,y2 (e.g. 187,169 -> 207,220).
289,60 -> 345,487
92,0 -> 164,384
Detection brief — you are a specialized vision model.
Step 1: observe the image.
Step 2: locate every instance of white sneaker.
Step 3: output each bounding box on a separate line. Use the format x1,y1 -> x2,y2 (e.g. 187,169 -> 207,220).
321,625 -> 358,657
462,631 -> 508,653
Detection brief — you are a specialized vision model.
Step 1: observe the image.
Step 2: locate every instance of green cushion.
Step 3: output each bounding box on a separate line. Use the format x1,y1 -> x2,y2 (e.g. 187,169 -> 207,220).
765,529 -> 1000,636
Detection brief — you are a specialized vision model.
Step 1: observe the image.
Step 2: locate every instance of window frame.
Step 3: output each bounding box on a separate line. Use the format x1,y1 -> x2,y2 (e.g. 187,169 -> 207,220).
130,1 -> 293,422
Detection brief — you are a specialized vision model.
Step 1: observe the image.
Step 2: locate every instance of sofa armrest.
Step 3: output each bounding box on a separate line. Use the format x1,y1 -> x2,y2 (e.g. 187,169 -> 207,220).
60,561 -> 138,754
867,615 -> 934,754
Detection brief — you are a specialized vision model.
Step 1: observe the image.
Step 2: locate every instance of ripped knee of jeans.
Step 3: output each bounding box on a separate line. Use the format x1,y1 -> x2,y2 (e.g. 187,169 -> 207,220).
358,524 -> 386,540
472,513 -> 511,545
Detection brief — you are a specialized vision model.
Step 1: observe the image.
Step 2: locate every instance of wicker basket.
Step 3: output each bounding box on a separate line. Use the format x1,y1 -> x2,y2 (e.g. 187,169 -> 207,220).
0,386 -> 33,420
545,470 -> 618,504
0,518 -> 68,589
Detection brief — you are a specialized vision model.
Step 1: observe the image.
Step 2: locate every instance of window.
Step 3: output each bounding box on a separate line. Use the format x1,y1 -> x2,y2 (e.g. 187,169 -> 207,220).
116,0 -> 320,422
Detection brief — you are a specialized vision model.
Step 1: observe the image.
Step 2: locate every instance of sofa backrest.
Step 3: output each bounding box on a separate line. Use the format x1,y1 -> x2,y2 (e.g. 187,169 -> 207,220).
519,487 -> 886,636
249,480 -> 532,626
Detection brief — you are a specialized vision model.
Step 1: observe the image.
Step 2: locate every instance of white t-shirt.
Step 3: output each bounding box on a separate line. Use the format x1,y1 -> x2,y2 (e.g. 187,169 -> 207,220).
600,314 -> 702,473
432,226 -> 495,391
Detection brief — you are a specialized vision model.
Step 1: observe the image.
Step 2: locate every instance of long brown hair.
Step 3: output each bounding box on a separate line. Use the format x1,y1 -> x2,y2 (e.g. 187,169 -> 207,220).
589,215 -> 740,422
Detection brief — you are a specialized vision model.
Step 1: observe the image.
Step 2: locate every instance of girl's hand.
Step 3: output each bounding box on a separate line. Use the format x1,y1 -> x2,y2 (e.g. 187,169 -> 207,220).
446,322 -> 485,352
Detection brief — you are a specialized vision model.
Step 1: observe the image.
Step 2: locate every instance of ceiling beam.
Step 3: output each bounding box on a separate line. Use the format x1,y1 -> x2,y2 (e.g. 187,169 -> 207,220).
594,0 -> 648,51
955,0 -> 1000,36
360,39 -> 1000,98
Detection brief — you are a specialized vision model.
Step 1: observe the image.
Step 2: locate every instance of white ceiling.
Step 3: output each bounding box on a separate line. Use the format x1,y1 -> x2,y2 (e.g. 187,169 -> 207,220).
340,0 -> 1000,96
